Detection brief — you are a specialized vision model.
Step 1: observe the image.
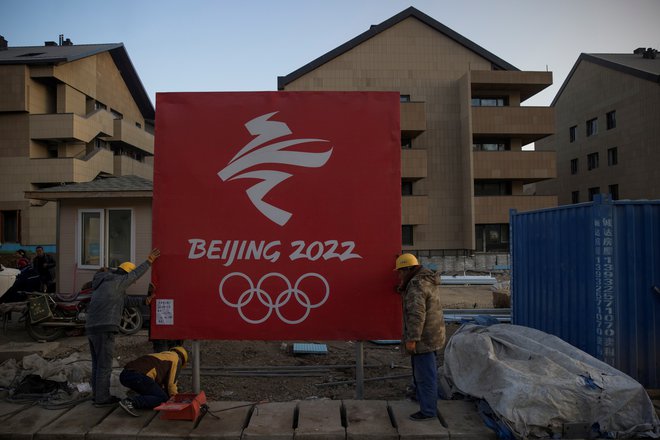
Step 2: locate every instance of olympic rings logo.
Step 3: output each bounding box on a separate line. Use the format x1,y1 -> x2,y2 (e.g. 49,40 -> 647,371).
219,272 -> 330,325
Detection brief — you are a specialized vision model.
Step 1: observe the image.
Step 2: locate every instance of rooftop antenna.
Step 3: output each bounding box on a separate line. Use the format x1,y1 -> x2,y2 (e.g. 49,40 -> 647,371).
59,34 -> 63,46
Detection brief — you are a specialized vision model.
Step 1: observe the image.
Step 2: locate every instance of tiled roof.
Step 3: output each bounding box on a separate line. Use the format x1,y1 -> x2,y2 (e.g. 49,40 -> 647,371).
587,53 -> 660,77
278,6 -> 518,89
25,175 -> 153,201
40,175 -> 152,193
0,43 -> 122,64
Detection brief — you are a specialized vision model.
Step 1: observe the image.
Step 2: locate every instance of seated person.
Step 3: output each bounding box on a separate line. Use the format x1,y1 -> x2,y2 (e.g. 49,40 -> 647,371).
118,346 -> 188,417
1,260 -> 40,303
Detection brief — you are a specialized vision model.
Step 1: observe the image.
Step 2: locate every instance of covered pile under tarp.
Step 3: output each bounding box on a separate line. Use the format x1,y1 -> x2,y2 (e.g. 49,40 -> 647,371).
442,324 -> 660,439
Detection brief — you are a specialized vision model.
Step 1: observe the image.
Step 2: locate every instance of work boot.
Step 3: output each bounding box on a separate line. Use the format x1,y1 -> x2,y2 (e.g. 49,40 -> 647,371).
409,411 -> 436,421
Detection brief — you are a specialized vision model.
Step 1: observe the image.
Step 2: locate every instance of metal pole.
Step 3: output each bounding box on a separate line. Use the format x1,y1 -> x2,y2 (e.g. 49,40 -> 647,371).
192,340 -> 201,393
355,340 -> 364,399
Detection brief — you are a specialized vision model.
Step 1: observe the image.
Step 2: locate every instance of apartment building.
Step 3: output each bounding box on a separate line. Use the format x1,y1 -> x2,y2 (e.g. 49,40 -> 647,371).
535,49 -> 660,204
0,35 -> 154,247
278,7 -> 556,253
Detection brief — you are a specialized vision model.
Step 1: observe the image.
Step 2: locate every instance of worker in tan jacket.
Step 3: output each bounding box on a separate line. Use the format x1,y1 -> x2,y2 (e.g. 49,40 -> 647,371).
118,346 -> 188,417
396,253 -> 446,421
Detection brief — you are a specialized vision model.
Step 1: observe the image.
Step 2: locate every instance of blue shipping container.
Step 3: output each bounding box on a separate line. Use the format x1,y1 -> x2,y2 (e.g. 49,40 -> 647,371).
510,195 -> 660,388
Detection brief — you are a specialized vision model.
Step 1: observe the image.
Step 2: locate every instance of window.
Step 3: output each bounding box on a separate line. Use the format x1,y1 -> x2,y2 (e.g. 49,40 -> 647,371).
474,180 -> 512,196
94,138 -> 108,150
402,225 -> 414,246
569,125 -> 577,143
607,147 -> 618,166
471,97 -> 507,107
111,109 -> 123,120
571,191 -> 580,204
570,158 -> 578,175
588,187 -> 600,201
0,210 -> 20,243
401,181 -> 413,196
78,208 -> 133,268
608,184 -> 619,200
472,140 -> 510,151
606,111 -> 616,130
475,224 -> 509,252
586,118 -> 598,137
401,137 -> 412,149
135,122 -> 142,129
587,152 -> 599,170
46,144 -> 58,158
400,95 -> 411,102
80,210 -> 102,266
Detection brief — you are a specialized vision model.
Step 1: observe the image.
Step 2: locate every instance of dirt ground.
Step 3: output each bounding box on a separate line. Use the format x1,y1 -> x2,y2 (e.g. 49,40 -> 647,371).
0,260 -> 503,402
120,283 -> 496,402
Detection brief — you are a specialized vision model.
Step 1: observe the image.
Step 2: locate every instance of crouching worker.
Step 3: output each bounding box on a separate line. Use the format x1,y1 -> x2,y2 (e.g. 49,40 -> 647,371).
118,346 -> 188,417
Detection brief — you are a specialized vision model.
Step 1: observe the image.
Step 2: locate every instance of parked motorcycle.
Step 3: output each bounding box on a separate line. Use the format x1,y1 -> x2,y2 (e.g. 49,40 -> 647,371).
24,288 -> 143,341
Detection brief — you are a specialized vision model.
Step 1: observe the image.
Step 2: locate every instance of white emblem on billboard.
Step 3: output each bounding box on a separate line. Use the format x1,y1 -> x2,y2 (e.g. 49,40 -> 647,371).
218,112 -> 333,226
219,272 -> 330,324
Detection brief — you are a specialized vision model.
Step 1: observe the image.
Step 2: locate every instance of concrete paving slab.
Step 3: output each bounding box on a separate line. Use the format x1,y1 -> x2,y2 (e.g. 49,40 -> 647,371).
242,401 -> 297,439
189,401 -> 252,439
437,400 -> 496,439
388,400 -> 449,439
139,410 -> 197,439
32,400 -> 115,440
0,400 -> 68,440
86,405 -> 156,440
343,400 -> 397,440
295,399 -> 344,440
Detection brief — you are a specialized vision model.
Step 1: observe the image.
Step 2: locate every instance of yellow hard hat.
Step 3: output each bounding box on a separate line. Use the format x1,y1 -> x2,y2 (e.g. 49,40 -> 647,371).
172,346 -> 188,365
395,253 -> 419,270
118,262 -> 136,273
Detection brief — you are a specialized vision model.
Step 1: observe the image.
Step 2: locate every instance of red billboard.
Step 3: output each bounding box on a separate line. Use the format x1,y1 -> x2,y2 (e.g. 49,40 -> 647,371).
152,92 -> 401,340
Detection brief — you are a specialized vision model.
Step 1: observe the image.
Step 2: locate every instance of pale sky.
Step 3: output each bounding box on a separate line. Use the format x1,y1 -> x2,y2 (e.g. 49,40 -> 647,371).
2,0 -> 659,107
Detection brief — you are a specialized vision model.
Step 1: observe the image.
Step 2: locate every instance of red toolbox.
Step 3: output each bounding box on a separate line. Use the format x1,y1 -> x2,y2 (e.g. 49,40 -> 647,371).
154,391 -> 207,421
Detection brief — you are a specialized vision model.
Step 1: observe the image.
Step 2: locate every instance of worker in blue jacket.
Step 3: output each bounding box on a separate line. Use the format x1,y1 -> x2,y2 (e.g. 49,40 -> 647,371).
86,248 -> 160,407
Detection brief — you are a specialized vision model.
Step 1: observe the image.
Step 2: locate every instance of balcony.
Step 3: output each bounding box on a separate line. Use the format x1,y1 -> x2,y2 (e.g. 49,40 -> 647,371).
473,150 -> 556,183
402,195 -> 428,225
474,195 -> 557,224
470,70 -> 552,103
114,155 -> 154,180
471,106 -> 554,145
107,119 -> 154,155
28,148 -> 114,184
401,149 -> 427,179
400,101 -> 426,136
30,111 -> 114,143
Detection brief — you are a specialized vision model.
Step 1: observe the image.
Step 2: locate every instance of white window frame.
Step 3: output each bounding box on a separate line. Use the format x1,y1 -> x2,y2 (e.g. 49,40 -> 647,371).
77,208 -> 135,269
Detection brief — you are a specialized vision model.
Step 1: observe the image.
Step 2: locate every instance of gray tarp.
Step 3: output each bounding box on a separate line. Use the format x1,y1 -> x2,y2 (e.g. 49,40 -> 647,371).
442,323 -> 659,439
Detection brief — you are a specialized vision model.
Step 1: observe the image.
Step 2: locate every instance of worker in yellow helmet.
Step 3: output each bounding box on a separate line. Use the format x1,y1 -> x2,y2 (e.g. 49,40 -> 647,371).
86,248 -> 161,407
118,346 -> 188,417
394,253 -> 446,421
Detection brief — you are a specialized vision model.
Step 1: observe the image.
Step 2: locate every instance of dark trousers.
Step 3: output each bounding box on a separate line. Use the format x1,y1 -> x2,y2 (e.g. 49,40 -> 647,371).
411,351 -> 438,416
88,332 -> 116,404
119,369 -> 169,409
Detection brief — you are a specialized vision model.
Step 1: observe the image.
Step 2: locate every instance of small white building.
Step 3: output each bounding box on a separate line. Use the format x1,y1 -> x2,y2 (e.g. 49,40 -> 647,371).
25,175 -> 153,295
